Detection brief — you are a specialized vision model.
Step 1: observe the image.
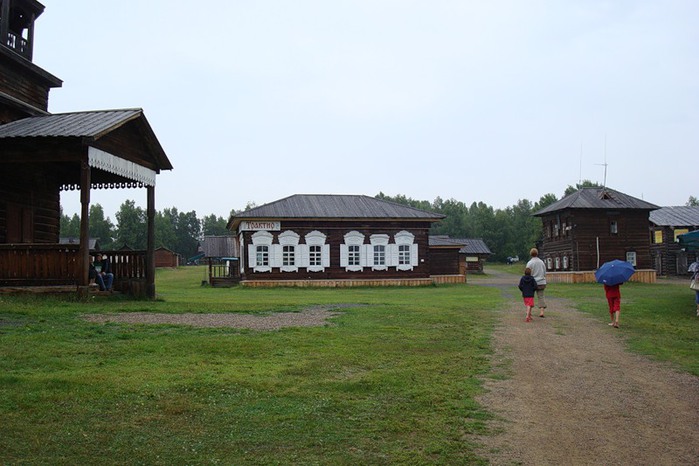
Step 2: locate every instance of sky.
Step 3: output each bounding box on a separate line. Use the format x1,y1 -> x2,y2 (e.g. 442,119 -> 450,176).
33,0 -> 699,220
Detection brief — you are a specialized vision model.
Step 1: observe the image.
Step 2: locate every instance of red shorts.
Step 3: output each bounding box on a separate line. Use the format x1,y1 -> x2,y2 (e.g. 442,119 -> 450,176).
523,297 -> 534,307
607,296 -> 620,313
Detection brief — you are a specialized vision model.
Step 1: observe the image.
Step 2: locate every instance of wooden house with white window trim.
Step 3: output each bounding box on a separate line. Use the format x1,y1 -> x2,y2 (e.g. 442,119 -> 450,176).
533,187 -> 658,283
227,194 -> 447,287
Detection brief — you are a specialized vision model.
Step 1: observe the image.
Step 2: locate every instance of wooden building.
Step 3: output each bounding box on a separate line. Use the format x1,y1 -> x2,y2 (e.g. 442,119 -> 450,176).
0,0 -> 172,297
533,187 -> 658,277
429,236 -> 491,275
154,247 -> 179,268
227,194 -> 446,286
649,206 -> 699,276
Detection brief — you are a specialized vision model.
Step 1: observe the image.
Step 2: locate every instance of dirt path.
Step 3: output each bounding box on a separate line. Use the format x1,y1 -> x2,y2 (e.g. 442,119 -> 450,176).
471,269 -> 699,465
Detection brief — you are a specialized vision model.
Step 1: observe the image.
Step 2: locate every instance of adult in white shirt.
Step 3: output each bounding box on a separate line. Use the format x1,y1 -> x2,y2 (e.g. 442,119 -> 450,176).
526,248 -> 547,317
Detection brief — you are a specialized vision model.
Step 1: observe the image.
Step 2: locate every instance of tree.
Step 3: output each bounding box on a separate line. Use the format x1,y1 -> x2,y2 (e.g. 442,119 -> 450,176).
686,196 -> 699,207
114,200 -> 146,249
564,180 -> 601,196
202,214 -> 229,236
174,210 -> 201,258
60,208 -> 80,237
88,204 -> 115,249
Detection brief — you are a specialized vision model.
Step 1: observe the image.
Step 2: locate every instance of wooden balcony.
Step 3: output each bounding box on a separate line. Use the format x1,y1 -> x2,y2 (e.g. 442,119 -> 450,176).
0,244 -> 148,294
5,31 -> 31,59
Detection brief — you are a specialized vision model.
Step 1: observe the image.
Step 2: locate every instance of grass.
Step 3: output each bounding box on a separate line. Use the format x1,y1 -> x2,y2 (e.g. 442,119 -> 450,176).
0,267 -> 501,465
1,266 -> 697,464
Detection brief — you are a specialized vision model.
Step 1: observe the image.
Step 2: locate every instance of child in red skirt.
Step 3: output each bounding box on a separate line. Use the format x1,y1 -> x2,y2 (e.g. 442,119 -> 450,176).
604,283 -> 621,328
519,267 -> 538,322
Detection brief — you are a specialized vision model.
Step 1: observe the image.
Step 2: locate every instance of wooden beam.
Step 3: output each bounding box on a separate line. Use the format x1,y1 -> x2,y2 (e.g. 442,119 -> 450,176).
146,185 -> 155,299
79,156 -> 91,286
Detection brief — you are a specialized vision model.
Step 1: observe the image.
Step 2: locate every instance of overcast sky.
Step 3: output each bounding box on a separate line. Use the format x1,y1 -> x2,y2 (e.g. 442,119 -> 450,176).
35,0 -> 698,220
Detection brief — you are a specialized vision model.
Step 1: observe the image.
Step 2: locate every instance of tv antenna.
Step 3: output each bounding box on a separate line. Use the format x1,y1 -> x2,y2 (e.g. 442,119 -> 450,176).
595,135 -> 608,189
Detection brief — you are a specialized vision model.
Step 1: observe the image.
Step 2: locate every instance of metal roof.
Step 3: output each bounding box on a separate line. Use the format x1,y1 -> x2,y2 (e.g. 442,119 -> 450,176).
429,235 -> 492,254
230,194 -> 445,225
534,187 -> 659,216
0,109 -> 142,139
649,206 -> 699,227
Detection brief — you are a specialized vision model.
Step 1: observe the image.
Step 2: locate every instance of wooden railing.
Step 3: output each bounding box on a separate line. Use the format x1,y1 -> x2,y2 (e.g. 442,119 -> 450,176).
0,244 -> 147,287
5,31 -> 31,59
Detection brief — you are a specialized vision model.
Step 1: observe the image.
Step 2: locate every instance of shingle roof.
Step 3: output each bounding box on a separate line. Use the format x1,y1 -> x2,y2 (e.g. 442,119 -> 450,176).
649,206 -> 699,227
429,236 -> 492,254
534,187 -> 659,216
229,194 -> 445,227
0,109 -> 142,139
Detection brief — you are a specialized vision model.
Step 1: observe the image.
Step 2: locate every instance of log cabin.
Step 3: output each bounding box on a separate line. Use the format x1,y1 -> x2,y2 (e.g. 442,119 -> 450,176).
649,206 -> 699,276
428,235 -> 491,275
227,194 -> 448,287
533,187 -> 658,282
0,0 -> 172,297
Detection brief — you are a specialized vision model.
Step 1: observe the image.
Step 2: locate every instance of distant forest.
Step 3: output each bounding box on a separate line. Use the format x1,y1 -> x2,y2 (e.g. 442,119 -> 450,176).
64,180 -> 693,262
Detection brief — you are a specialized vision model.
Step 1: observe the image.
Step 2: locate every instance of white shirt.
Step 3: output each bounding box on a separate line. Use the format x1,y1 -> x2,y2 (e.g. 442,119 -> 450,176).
526,257 -> 547,285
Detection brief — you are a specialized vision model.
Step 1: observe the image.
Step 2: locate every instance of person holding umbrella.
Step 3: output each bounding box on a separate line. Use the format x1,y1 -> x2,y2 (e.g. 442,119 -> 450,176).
688,261 -> 699,317
595,259 -> 636,329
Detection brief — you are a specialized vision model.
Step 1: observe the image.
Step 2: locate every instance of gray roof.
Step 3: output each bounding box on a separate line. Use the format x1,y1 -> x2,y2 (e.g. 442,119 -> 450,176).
0,109 -> 142,139
429,235 -> 492,255
649,206 -> 699,227
202,235 -> 236,257
534,187 -> 659,216
229,194 -> 445,227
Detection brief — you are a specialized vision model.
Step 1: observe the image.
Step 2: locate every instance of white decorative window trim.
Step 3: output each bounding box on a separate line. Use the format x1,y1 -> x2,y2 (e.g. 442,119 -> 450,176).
304,231 -> 328,272
278,231 -> 300,272
341,231 -> 365,272
248,230 -> 273,272
369,234 -> 390,271
393,231 -> 417,271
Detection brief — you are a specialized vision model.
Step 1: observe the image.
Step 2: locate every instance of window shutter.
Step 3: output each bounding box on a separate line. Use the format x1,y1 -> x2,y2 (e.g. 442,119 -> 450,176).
298,244 -> 308,268
271,244 -> 282,268
411,243 -> 419,266
362,244 -> 372,267
340,244 -> 348,267
248,244 -> 257,268
322,244 -> 330,267
388,244 -> 398,267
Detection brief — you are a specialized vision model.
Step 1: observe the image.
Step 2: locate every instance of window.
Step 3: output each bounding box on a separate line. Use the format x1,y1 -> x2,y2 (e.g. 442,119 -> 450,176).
348,245 -> 361,266
546,257 -> 553,270
309,245 -> 322,267
248,230 -> 273,272
374,245 -> 386,266
256,245 -> 269,267
393,231 -> 417,271
303,231 -> 328,272
554,257 -> 561,270
278,230 -> 300,272
562,256 -> 569,269
653,230 -> 663,244
282,245 -> 295,267
610,220 -> 618,235
626,251 -> 637,267
398,244 -> 411,265
341,231 -> 366,271
674,229 -> 689,242
369,234 -> 390,270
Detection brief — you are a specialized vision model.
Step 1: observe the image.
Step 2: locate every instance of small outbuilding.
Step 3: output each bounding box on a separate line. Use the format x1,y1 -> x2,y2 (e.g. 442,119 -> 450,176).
649,206 -> 699,275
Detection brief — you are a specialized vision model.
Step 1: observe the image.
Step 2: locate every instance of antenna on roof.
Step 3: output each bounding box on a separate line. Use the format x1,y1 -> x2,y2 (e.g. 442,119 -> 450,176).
579,142 -> 583,185
595,134 -> 608,189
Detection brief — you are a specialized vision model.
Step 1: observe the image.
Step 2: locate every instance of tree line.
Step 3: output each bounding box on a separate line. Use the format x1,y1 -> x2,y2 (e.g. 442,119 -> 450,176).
61,182 -> 697,263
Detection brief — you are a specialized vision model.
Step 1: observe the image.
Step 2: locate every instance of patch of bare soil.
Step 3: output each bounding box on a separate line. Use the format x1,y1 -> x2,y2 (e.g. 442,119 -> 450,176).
473,271 -> 699,465
83,304 -> 360,330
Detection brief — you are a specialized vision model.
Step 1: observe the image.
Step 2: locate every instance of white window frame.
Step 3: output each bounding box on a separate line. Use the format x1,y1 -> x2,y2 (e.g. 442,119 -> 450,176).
277,230 -> 300,272
562,256 -> 569,270
248,230 -> 273,272
369,234 -> 390,271
341,231 -> 365,272
303,230 -> 329,272
626,251 -> 637,267
393,230 -> 418,271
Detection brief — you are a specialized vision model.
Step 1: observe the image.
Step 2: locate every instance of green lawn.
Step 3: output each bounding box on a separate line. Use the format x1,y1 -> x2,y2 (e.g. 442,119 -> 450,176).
0,266 -> 696,464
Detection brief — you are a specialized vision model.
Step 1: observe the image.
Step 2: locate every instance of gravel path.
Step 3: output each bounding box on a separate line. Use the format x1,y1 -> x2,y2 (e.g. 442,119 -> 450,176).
471,269 -> 699,465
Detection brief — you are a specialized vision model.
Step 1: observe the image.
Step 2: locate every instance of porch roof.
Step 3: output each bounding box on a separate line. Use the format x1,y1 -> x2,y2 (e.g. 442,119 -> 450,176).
0,108 -> 172,187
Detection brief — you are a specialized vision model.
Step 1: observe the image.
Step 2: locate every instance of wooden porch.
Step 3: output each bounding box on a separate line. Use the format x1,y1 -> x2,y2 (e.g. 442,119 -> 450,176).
0,244 -> 149,296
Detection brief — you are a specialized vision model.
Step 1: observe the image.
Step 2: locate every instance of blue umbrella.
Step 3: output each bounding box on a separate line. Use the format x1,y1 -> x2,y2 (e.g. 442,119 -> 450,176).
595,260 -> 636,285
688,261 -> 699,273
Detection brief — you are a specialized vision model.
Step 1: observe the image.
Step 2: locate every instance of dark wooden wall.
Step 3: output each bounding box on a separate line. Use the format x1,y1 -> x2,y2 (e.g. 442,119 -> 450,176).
239,220 -> 434,280
539,209 -> 654,271
429,248 -> 460,275
0,52 -> 53,117
0,165 -> 61,243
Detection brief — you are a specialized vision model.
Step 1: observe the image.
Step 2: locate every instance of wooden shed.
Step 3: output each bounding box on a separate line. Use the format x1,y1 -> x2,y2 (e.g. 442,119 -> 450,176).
0,0 -> 173,297
649,206 -> 699,276
154,247 -> 180,268
429,236 -> 491,276
533,187 -> 658,282
227,194 -> 446,287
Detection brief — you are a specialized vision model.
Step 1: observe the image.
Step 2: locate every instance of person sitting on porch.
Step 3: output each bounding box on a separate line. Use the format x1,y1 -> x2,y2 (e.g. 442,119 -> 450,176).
92,253 -> 114,292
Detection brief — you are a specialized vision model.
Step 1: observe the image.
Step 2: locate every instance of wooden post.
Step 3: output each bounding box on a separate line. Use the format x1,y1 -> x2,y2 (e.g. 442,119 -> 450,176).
79,158 -> 91,287
146,185 -> 156,299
